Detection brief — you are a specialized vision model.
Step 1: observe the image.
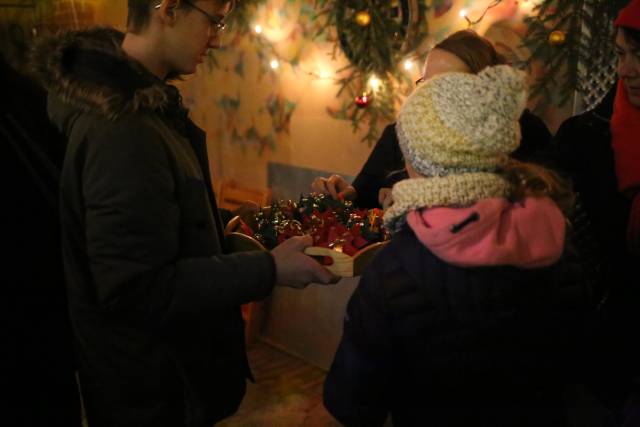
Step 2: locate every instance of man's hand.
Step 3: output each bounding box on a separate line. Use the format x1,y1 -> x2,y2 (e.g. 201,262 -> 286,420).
271,235 -> 341,288
310,175 -> 357,201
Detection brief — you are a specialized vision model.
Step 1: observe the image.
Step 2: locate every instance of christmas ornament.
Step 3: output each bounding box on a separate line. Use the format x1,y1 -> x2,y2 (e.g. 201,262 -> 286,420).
354,10 -> 372,26
547,30 -> 567,46
226,193 -> 390,276
237,194 -> 389,255
355,93 -> 371,108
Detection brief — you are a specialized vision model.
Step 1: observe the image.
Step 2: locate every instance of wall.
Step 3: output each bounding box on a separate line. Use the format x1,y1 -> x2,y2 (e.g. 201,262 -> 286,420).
178,0 -> 375,194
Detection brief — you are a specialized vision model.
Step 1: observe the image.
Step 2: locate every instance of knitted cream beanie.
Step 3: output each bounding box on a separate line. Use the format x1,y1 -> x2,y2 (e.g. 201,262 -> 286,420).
385,65 -> 528,229
397,64 -> 526,176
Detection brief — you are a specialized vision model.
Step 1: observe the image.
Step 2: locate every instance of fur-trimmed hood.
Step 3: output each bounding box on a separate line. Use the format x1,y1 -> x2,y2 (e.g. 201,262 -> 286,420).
31,27 -> 184,124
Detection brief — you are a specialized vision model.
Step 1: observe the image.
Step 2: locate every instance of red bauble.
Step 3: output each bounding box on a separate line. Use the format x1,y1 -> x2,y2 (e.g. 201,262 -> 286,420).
355,93 -> 371,108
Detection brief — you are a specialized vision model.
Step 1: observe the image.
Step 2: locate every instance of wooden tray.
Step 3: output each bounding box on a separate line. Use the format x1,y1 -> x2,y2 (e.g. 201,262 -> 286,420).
224,216 -> 388,277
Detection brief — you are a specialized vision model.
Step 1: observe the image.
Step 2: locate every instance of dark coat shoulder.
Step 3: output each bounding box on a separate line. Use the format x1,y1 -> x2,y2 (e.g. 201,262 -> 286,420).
325,227 -> 583,426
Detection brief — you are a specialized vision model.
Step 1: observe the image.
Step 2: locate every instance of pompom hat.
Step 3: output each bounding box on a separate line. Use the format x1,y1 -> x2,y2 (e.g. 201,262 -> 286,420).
396,64 -> 527,177
385,65 -> 528,230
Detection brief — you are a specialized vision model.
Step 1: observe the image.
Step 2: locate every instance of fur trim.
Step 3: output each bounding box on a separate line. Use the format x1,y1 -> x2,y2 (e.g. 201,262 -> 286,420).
31,27 -> 171,120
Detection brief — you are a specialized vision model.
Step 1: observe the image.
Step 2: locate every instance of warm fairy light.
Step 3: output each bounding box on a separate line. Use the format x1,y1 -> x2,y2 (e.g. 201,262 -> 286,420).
518,0 -> 538,16
403,60 -> 413,71
459,9 -> 468,18
368,75 -> 381,90
254,24 -> 263,34
319,70 -> 331,79
270,59 -> 280,69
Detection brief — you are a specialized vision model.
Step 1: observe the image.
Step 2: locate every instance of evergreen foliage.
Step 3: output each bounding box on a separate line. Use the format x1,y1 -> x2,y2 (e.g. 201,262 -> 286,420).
522,0 -> 627,107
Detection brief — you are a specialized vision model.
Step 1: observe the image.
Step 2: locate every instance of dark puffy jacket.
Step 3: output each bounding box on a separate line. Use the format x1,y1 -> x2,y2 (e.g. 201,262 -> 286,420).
324,226 -> 586,427
32,28 -> 275,427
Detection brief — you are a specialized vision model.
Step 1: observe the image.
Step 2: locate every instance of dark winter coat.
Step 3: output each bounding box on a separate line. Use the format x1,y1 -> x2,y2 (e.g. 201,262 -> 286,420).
324,226 -> 584,427
1,54 -> 81,427
352,110 -> 552,208
551,88 -> 640,416
32,28 -> 275,427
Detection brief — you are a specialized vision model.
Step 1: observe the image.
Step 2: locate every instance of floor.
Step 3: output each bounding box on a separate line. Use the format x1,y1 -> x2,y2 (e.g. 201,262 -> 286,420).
79,339 -> 611,426
80,340 -> 340,427
218,340 -> 341,427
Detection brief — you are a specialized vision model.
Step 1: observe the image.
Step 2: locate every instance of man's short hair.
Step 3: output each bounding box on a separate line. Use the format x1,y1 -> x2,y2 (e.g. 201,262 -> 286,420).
127,0 -> 231,34
128,1 -> 162,33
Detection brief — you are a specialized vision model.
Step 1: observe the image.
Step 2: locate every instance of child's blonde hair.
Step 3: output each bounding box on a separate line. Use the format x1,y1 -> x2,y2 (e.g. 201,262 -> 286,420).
500,159 -> 575,216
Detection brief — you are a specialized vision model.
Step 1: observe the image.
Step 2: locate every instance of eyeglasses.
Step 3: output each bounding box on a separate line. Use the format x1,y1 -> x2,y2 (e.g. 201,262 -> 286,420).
155,1 -> 227,33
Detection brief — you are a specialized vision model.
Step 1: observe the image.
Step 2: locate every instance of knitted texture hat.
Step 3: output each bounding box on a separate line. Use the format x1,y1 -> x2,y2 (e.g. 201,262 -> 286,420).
396,64 -> 527,177
384,65 -> 527,230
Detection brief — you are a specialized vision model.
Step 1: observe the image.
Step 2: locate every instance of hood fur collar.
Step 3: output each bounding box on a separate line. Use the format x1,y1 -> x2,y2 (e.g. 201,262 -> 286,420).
31,27 -> 181,121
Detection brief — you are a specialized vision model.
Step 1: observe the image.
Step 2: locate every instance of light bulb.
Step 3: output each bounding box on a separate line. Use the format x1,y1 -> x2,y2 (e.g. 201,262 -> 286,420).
254,25 -> 263,34
459,9 -> 468,18
368,75 -> 381,90
403,60 -> 413,71
270,59 -> 279,70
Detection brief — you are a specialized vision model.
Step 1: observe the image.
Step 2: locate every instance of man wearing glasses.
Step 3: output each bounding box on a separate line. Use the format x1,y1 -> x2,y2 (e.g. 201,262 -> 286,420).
32,1 -> 338,427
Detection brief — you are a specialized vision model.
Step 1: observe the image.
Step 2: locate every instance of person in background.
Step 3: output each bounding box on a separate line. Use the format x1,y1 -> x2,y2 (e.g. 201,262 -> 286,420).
31,1 -> 338,426
310,29 -> 552,209
323,65 -> 584,426
1,53 -> 82,427
551,0 -> 640,424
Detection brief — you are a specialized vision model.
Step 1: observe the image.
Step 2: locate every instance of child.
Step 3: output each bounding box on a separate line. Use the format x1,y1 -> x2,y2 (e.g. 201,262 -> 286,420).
324,65 -> 581,427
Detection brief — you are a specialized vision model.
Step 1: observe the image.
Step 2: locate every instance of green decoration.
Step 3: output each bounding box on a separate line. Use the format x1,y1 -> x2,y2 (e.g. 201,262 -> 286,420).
248,193 -> 388,253
314,0 -> 429,145
521,0 -> 627,107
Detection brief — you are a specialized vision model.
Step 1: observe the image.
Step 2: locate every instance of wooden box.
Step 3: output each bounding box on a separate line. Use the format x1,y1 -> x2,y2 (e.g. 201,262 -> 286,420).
224,216 -> 387,278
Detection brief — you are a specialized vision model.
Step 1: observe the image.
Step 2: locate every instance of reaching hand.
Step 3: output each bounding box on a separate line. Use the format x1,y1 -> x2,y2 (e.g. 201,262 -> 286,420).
378,188 -> 393,209
310,175 -> 357,201
271,235 -> 341,288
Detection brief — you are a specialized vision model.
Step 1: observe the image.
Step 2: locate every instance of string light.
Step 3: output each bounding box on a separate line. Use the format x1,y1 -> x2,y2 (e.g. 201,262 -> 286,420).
368,75 -> 382,90
461,0 -> 503,27
248,21 -> 411,88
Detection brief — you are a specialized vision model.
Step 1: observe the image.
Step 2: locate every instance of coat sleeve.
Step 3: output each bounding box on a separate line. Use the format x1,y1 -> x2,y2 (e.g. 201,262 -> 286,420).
352,124 -> 405,209
79,116 -> 275,325
323,256 -> 393,426
513,109 -> 552,163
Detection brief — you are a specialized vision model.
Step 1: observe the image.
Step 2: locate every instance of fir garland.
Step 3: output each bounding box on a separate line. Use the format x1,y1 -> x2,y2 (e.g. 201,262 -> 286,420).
314,0 -> 429,145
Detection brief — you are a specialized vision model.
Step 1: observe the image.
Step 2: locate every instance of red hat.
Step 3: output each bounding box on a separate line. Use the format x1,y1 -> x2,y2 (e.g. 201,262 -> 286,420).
615,0 -> 640,30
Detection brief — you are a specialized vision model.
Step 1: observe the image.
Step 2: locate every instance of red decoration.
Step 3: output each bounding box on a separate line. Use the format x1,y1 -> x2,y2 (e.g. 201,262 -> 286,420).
355,92 -> 371,108
235,194 -> 389,264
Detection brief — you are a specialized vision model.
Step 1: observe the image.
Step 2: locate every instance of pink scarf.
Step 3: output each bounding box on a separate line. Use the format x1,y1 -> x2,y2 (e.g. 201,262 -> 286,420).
611,80 -> 640,254
406,197 -> 565,269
